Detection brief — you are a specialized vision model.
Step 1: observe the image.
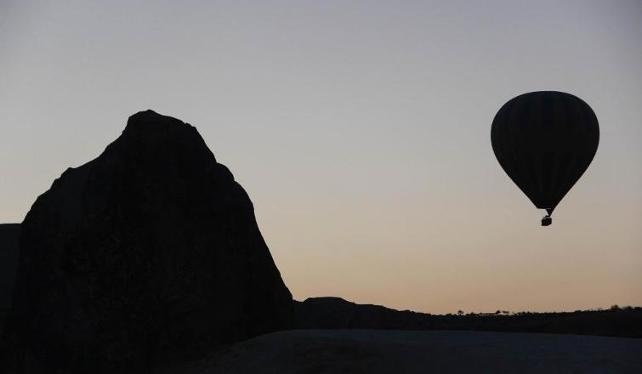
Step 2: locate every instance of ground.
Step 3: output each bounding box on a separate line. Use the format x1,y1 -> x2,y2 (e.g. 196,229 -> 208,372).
166,329 -> 642,374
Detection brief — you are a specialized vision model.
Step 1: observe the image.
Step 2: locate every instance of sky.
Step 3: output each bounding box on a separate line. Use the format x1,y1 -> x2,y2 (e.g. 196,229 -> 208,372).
1,0 -> 641,314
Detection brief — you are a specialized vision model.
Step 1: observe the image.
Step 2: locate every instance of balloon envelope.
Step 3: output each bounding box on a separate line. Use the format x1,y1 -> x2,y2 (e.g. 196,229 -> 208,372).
491,91 -> 599,216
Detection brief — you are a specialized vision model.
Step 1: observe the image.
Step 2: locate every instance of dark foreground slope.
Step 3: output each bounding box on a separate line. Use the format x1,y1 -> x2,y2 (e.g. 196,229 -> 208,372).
295,297 -> 642,338
183,330 -> 642,374
2,111 -> 292,373
0,224 -> 20,334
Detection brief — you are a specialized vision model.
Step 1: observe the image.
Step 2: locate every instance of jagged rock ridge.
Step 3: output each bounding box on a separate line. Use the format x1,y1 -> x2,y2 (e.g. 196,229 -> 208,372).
3,110 -> 292,373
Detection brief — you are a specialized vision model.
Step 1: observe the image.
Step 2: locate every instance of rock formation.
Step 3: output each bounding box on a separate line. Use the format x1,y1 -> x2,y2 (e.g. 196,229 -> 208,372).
294,297 -> 430,330
0,224 -> 20,334
2,111 -> 292,373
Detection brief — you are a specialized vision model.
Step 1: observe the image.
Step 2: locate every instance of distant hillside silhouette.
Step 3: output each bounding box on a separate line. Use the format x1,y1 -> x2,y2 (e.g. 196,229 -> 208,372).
295,297 -> 642,338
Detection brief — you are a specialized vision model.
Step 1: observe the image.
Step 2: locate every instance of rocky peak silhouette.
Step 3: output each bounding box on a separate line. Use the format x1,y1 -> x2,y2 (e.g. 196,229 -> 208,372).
2,110 -> 292,373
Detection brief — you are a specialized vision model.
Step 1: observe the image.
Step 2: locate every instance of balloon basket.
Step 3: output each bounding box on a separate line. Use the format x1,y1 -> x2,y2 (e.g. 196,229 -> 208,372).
541,215 -> 552,226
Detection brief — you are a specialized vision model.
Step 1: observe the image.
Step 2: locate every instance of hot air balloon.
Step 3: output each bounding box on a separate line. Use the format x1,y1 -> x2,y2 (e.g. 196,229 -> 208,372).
491,91 -> 599,226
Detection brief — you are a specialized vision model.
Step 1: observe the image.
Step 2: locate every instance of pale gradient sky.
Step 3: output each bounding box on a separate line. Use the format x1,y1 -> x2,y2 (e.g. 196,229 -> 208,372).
1,1 -> 641,314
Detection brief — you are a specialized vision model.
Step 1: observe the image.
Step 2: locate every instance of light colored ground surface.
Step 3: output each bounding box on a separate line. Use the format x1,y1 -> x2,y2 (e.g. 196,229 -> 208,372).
174,330 -> 642,374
